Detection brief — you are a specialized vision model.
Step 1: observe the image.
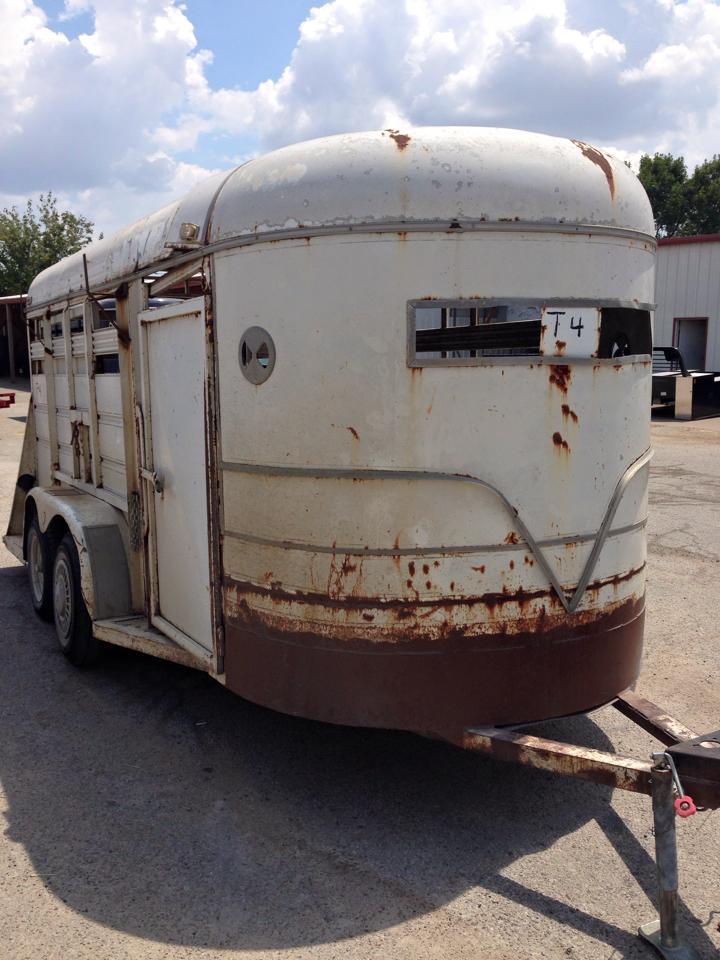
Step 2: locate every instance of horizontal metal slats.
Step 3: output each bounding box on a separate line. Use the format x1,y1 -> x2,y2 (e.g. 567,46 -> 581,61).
416,319 -> 542,354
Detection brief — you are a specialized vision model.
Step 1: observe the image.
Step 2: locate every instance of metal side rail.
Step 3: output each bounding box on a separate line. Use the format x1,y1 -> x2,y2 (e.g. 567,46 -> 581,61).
93,616 -> 214,672
464,689 -> 720,960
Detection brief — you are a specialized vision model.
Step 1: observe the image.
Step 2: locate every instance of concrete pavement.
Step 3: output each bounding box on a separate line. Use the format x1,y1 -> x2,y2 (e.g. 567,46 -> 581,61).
1,382 -> 718,960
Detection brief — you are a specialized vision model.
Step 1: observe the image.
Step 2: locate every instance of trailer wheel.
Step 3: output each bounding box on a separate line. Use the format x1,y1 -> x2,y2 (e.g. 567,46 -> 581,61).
26,515 -> 54,620
52,533 -> 99,667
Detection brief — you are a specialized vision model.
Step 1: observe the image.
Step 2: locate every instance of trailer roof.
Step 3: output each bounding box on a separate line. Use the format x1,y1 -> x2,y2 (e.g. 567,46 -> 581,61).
28,127 -> 655,308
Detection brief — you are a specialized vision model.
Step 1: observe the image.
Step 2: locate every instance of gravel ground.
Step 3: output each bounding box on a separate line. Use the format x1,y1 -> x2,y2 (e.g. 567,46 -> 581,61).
1,379 -> 718,960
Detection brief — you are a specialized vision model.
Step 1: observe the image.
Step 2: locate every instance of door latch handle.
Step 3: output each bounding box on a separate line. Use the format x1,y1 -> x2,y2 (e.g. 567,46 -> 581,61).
141,468 -> 164,495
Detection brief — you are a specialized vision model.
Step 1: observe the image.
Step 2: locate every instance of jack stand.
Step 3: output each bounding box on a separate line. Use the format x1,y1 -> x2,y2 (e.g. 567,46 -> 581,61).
639,761 -> 700,960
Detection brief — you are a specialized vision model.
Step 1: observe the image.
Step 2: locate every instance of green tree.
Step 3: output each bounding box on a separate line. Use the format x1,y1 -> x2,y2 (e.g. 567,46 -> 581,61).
0,193 -> 94,296
637,153 -> 689,238
684,155 -> 720,236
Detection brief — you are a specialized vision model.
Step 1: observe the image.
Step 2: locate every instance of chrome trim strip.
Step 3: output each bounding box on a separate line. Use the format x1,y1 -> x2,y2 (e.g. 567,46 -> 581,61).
26,220 -> 656,311
222,518 -> 648,559
567,447 -> 653,610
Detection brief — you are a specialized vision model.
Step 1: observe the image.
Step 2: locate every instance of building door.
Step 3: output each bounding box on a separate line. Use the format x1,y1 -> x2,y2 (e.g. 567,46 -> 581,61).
139,297 -> 214,660
674,317 -> 708,370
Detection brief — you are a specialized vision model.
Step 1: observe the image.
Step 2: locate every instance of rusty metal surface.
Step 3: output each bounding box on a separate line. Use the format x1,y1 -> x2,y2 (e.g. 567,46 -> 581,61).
203,265 -> 226,674
28,200 -> 181,309
92,617 -> 210,671
462,696 -> 720,810
462,726 -> 654,794
23,127 -> 657,747
667,732 -> 720,810
212,204 -> 653,736
223,590 -> 645,741
613,689 -> 699,746
27,128 -> 655,310
462,690 -> 720,818
220,450 -> 651,616
209,128 -> 654,244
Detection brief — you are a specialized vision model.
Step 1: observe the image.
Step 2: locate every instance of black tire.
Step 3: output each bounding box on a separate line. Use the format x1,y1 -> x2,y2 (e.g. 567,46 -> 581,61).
52,533 -> 100,667
26,514 -> 54,620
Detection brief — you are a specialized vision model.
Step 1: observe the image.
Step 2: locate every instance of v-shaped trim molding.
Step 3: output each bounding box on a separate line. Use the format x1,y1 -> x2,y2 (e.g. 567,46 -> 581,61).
221,446 -> 654,613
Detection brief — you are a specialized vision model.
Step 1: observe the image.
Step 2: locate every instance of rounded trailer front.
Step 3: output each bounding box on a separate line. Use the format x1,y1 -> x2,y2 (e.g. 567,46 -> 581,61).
210,127 -> 656,742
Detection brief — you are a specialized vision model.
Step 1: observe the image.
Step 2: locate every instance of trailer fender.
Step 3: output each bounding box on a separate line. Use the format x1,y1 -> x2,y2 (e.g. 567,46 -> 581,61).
24,488 -> 132,620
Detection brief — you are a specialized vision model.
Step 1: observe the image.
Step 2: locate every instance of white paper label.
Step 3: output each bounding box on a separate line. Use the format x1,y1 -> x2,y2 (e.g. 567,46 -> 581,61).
541,306 -> 600,358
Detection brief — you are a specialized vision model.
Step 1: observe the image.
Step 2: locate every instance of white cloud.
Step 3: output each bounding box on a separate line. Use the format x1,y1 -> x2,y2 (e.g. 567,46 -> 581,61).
174,0 -> 719,162
1,0 -> 720,236
0,0 -> 217,231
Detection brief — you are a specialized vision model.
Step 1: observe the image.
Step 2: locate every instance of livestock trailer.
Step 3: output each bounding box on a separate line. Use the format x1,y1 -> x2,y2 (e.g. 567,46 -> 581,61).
4,127 -> 655,742
5,127 -> 658,740
5,127 -> 720,956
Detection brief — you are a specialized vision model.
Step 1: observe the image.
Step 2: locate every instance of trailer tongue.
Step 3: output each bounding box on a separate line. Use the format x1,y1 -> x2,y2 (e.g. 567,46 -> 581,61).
466,689 -> 720,960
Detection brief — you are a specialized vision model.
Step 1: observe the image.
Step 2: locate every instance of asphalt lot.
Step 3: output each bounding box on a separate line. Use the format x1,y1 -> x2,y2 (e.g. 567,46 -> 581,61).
1,379 -> 718,960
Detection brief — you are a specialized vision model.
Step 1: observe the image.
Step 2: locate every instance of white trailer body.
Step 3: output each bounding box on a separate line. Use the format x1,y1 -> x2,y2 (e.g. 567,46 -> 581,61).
5,127 -> 656,742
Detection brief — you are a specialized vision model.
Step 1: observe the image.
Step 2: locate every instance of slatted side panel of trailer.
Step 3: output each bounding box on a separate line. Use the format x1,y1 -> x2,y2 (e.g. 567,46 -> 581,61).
29,337 -> 52,487
28,303 -> 126,510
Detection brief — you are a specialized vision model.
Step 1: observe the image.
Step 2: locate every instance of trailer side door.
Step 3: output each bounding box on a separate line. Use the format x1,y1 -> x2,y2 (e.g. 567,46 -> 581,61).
138,297 -> 214,660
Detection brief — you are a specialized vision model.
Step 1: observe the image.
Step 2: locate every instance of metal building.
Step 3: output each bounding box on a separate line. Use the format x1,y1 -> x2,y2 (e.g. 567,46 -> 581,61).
0,295 -> 29,381
655,234 -> 720,370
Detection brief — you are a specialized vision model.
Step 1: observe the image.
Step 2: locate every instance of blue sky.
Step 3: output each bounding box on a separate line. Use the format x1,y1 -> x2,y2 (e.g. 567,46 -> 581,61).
172,1 -> 318,168
39,0 -> 316,85
185,1 -> 315,88
2,0 -> 719,235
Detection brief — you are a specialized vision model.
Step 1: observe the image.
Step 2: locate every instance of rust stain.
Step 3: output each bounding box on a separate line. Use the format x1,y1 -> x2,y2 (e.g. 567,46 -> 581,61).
466,731 -> 651,794
362,613 -> 375,622
504,532 -> 519,545
587,565 -> 646,591
347,426 -> 360,441
408,561 -> 416,577
553,431 -> 570,452
472,564 -> 486,574
509,560 -> 515,571
561,403 -> 579,424
392,534 -> 401,570
223,566 -> 645,636
570,139 -> 616,200
385,128 -> 412,151
450,581 -> 455,592
555,340 -> 566,356
327,552 -> 363,599
422,563 -> 430,575
425,580 -> 432,590
549,364 -> 571,394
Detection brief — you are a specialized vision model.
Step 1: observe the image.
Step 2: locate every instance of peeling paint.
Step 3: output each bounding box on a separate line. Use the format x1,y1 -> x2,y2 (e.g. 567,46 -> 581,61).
384,128 -> 412,151
570,139 -> 615,200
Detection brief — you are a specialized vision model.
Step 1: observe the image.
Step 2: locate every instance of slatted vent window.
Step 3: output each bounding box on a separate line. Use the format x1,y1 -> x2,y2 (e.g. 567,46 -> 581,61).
412,303 -> 542,361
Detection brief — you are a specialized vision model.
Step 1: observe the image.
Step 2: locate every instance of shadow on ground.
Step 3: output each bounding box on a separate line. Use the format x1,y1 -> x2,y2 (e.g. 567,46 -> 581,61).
0,565 -> 714,956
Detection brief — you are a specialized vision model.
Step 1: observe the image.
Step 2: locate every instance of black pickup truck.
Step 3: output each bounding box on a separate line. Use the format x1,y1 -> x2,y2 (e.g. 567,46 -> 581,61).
652,345 -> 720,418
